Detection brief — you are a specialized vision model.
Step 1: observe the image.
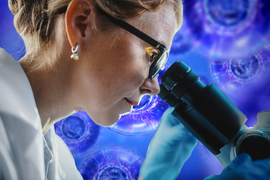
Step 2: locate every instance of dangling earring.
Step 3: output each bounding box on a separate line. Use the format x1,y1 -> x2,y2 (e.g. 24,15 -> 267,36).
71,43 -> 80,60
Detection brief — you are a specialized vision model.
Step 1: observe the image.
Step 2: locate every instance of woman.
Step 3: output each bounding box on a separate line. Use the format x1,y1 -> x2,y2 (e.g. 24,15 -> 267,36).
1,0 -> 195,179
1,0 -> 270,179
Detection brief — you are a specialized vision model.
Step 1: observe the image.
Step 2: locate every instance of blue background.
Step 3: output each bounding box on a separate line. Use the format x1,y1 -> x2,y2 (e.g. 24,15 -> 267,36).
1,0 -> 270,179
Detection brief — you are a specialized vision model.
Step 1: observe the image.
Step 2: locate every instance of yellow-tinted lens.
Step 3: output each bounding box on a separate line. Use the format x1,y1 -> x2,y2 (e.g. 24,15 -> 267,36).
145,47 -> 159,62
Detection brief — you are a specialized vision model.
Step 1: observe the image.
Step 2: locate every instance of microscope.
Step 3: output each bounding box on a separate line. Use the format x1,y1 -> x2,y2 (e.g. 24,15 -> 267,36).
158,61 -> 270,167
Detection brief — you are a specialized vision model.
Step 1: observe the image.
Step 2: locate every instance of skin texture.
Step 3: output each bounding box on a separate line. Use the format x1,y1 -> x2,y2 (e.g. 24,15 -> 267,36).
19,0 -> 179,134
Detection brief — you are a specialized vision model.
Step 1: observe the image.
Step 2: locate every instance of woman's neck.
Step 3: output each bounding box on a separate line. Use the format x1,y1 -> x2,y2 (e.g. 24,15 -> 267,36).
19,50 -> 80,135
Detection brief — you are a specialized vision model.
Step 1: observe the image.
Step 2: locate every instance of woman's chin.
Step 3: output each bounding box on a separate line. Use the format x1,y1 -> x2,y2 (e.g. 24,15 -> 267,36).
120,110 -> 132,116
91,114 -> 121,127
89,108 -> 133,127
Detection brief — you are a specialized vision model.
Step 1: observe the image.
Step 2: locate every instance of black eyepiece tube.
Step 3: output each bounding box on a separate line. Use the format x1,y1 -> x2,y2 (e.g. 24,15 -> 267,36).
158,61 -> 247,155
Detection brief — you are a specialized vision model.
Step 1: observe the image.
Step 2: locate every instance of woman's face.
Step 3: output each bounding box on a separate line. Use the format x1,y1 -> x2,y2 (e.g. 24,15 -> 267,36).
71,4 -> 179,126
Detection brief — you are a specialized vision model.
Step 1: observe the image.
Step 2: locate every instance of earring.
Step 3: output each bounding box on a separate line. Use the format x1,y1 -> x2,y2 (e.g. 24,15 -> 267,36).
71,43 -> 80,60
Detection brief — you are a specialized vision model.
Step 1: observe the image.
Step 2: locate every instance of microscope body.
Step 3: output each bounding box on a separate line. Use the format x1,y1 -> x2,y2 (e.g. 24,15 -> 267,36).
217,111 -> 270,167
158,61 -> 270,167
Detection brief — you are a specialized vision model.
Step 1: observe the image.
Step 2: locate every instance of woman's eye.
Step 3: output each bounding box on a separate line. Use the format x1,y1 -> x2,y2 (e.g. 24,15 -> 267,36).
149,51 -> 156,59
145,47 -> 159,63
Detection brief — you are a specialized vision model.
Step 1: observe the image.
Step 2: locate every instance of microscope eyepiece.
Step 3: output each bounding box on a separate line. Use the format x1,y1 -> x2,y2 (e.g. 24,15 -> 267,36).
158,61 -> 247,155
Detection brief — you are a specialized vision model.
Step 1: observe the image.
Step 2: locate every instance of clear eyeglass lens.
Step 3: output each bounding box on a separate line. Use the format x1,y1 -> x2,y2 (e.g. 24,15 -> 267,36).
157,52 -> 168,70
152,51 -> 168,78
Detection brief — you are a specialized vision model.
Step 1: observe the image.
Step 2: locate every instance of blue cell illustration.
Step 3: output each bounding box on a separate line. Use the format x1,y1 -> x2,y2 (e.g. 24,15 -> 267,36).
170,30 -> 192,55
170,21 -> 198,55
109,67 -> 170,135
211,47 -> 270,127
211,55 -> 261,90
182,0 -> 270,58
210,46 -> 270,98
54,111 -> 100,156
229,55 -> 260,80
79,147 -> 143,180
98,166 -> 128,180
133,95 -> 153,112
61,116 -> 87,140
109,95 -> 169,135
205,0 -> 250,27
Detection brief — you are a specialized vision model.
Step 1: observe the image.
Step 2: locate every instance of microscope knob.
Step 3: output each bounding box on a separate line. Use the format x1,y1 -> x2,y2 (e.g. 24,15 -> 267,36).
255,110 -> 270,130
257,110 -> 270,124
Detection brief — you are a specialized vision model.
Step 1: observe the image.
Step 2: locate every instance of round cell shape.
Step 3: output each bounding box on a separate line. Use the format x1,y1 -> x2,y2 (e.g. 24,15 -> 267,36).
210,46 -> 270,119
229,55 -> 260,80
54,111 -> 100,156
205,0 -> 250,27
211,52 -> 265,91
61,116 -> 87,140
182,0 -> 270,58
98,166 -> 128,180
109,95 -> 169,135
170,21 -> 198,55
109,67 -> 170,135
133,95 -> 153,112
79,147 -> 143,180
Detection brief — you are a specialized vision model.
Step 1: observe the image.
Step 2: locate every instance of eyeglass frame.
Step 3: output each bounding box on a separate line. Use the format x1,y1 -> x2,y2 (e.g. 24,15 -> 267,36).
57,6 -> 169,79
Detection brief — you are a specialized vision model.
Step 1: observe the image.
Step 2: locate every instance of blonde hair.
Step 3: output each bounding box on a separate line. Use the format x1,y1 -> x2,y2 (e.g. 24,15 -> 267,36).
8,0 -> 182,71
9,0 -> 182,51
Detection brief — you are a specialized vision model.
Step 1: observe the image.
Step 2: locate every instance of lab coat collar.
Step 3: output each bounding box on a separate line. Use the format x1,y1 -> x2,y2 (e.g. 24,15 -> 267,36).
43,128 -> 55,180
0,48 -> 45,179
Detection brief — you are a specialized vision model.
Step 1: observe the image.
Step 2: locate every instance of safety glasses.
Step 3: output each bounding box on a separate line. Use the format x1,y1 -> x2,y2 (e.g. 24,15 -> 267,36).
98,7 -> 168,80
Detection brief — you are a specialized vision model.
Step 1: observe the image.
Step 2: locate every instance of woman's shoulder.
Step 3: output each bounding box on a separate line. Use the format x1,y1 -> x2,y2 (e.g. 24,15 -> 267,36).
0,47 -> 41,128
0,48 -> 19,68
0,48 -> 24,82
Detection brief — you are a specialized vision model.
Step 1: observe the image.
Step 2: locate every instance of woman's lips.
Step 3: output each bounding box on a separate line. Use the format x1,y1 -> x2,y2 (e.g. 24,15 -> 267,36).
125,98 -> 133,110
125,98 -> 139,106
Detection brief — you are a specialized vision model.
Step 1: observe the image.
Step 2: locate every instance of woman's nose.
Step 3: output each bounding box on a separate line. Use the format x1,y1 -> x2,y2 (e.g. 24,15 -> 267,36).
140,75 -> 160,95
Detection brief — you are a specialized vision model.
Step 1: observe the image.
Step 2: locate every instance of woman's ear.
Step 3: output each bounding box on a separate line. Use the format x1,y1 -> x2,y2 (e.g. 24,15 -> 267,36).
65,0 -> 96,49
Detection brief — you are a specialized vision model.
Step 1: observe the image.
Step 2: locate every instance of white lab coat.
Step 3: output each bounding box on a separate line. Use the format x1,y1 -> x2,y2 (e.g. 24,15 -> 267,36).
0,48 -> 83,180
